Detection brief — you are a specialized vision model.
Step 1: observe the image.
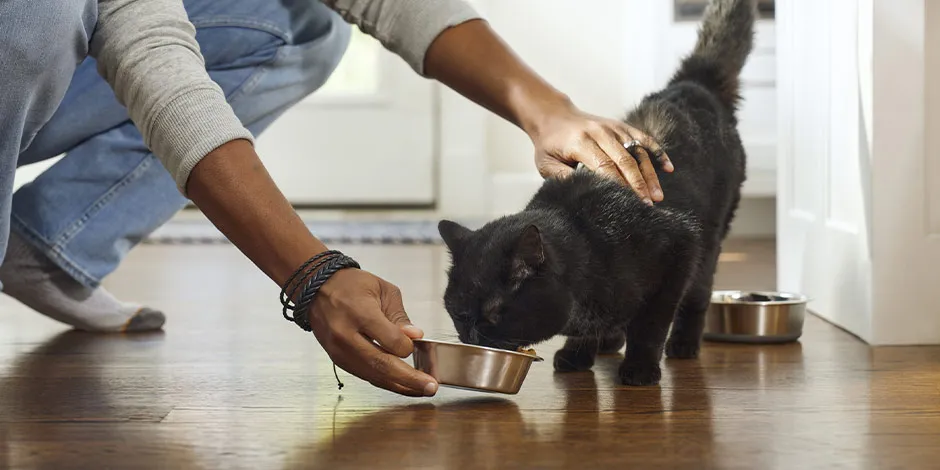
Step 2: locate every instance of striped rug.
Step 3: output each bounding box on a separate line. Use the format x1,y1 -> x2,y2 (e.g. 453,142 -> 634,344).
143,220 -> 476,246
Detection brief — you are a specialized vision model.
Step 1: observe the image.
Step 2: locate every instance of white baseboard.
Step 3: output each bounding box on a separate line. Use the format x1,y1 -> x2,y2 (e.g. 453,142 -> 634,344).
741,168 -> 777,197
729,197 -> 776,237
489,172 -> 776,237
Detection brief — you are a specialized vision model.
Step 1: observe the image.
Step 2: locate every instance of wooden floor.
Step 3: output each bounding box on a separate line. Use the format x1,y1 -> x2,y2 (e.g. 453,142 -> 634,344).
2,238 -> 939,469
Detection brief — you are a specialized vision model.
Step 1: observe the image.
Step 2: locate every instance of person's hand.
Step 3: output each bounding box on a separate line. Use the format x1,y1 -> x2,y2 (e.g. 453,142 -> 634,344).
530,105 -> 674,204
307,268 -> 439,397
186,141 -> 435,397
422,20 -> 672,204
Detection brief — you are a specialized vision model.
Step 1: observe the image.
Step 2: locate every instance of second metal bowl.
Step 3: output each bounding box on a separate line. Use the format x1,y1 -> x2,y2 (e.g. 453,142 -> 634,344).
703,290 -> 809,343
412,339 -> 544,395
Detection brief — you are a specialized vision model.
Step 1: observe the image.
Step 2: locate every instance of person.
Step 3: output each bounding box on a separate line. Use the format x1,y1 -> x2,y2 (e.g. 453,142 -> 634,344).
0,0 -> 672,397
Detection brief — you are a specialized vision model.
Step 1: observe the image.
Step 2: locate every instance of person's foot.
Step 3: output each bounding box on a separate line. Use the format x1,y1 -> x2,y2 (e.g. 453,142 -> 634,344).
0,232 -> 165,332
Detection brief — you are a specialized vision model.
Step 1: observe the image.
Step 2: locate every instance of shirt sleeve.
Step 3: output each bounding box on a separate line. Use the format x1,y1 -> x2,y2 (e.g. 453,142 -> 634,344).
90,0 -> 254,194
320,0 -> 482,75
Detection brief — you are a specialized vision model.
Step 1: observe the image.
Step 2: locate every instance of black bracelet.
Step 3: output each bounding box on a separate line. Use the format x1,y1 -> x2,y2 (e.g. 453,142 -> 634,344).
279,250 -> 342,315
292,254 -> 361,332
278,251 -> 361,392
279,251 -> 360,331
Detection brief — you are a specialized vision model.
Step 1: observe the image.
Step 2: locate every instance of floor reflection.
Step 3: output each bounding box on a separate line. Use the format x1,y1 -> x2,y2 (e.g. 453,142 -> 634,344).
0,331 -> 200,468
289,357 -> 718,470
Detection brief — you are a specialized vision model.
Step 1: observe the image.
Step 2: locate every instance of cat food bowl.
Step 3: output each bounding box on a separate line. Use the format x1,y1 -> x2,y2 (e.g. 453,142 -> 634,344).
703,290 -> 809,343
412,339 -> 544,395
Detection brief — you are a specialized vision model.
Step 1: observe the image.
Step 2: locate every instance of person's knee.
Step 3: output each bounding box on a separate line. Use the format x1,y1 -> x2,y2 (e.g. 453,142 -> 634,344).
291,8 -> 352,91
244,8 -> 351,110
197,3 -> 352,126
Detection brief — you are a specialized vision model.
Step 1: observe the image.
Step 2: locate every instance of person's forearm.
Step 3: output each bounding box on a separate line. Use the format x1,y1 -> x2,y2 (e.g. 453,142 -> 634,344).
186,140 -> 327,286
423,19 -> 574,139
91,0 -> 252,193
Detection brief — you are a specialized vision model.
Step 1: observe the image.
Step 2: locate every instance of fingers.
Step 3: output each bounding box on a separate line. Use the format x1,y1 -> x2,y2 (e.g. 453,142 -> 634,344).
308,269 -> 438,397
322,315 -> 438,397
643,136 -> 674,173
376,278 -> 424,339
537,158 -> 576,180
401,325 -> 424,340
360,306 -> 415,358
593,132 -> 652,203
630,145 -> 663,203
346,336 -> 439,396
614,130 -> 663,203
618,124 -> 671,201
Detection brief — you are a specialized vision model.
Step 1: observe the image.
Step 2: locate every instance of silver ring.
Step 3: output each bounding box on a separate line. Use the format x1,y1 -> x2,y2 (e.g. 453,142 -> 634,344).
624,139 -> 642,150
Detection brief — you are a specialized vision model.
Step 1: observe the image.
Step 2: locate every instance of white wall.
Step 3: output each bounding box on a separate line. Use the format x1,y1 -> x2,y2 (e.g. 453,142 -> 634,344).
478,0 -> 653,174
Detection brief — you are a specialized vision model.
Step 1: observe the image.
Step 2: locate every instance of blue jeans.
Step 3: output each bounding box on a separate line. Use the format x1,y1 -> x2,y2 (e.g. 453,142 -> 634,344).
10,0 -> 350,288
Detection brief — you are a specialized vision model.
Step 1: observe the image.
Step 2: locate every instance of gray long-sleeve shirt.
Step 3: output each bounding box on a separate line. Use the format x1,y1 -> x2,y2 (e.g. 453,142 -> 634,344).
90,0 -> 480,193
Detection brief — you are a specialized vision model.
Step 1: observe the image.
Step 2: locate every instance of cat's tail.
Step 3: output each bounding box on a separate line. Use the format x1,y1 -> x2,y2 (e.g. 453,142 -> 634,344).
669,0 -> 757,109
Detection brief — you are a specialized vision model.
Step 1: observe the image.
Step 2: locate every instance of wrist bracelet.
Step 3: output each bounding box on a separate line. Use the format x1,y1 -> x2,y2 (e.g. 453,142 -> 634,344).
279,250 -> 361,391
279,250 -> 341,313
291,254 -> 361,332
280,251 -> 361,330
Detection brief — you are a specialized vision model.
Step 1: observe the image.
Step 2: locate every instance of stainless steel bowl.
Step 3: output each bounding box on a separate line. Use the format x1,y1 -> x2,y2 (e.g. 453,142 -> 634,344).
412,339 -> 544,394
703,290 -> 809,343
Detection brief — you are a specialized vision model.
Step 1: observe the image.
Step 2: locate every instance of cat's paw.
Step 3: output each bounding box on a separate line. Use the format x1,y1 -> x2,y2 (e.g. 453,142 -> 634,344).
598,334 -> 626,355
618,361 -> 662,386
553,347 -> 596,372
666,338 -> 701,359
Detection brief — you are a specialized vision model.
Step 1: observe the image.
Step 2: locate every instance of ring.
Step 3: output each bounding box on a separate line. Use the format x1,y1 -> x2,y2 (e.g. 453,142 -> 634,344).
623,139 -> 642,151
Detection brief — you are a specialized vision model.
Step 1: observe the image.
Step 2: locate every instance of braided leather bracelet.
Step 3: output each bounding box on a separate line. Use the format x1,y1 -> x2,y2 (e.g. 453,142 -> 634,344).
291,254 -> 361,332
279,251 -> 361,391
280,250 -> 360,331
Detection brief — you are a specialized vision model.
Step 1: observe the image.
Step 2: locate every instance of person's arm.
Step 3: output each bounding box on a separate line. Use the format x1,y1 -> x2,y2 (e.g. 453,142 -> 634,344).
91,0 -> 251,192
187,141 -> 438,397
424,20 -> 674,204
89,0 -> 438,397
321,0 -> 672,203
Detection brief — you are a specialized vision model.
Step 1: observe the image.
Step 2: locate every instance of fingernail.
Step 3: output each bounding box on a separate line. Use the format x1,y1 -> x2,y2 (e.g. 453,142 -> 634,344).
652,188 -> 663,199
666,162 -> 675,172
424,382 -> 439,396
644,198 -> 653,206
403,324 -> 424,336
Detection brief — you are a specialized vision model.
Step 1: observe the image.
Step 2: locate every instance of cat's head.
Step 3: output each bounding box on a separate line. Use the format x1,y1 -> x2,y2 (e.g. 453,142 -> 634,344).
438,219 -> 572,351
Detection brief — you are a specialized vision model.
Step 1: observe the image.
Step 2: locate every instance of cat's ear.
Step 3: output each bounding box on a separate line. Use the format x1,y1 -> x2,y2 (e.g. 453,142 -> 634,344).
438,220 -> 472,250
513,224 -> 545,275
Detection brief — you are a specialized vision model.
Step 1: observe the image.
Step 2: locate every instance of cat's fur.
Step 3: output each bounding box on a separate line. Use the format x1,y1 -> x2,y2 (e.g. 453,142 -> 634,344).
438,0 -> 755,386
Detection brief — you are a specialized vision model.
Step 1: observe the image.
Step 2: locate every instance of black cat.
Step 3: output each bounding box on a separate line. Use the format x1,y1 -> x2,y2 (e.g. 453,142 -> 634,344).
438,0 -> 755,386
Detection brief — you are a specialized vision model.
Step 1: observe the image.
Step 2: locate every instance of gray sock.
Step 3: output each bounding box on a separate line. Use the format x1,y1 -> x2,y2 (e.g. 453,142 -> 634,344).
0,232 -> 165,332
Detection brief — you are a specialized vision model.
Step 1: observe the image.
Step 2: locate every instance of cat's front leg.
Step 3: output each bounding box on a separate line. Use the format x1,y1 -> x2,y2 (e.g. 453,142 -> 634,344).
620,250 -> 698,386
619,312 -> 672,386
553,337 -> 599,372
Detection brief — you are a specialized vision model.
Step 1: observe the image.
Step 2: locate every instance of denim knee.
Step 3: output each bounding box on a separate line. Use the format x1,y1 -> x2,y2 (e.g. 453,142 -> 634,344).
223,7 -> 351,121
288,8 -> 352,96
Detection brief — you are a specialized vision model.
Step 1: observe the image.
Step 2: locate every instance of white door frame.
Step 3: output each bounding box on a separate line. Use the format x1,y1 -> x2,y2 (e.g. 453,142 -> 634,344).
777,0 -> 940,345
